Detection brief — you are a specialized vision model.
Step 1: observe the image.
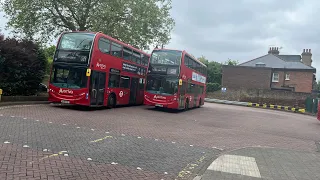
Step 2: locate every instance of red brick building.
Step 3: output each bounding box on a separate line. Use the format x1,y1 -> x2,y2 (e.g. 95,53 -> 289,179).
222,47 -> 316,93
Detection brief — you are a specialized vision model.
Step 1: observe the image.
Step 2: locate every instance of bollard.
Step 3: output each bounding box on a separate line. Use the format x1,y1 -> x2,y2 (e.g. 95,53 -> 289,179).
0,89 -> 2,102
318,99 -> 320,121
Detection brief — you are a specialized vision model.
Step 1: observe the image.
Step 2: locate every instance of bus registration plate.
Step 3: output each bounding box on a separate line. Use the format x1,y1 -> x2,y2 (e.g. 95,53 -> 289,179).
61,100 -> 70,104
155,104 -> 163,107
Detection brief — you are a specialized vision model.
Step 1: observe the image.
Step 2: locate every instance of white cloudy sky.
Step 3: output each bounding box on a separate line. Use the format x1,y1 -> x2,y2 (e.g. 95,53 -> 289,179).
1,0 -> 319,78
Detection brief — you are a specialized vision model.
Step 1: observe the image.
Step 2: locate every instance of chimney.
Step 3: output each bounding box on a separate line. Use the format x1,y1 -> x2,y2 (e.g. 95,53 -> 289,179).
301,48 -> 312,66
268,47 -> 280,55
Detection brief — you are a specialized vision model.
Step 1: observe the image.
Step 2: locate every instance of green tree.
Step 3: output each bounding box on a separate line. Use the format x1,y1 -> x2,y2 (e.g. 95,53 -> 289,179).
224,59 -> 239,66
43,45 -> 56,74
2,0 -> 175,49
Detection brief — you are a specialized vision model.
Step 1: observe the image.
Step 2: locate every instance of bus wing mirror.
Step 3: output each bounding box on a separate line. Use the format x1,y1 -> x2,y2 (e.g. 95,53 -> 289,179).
86,69 -> 91,77
179,79 -> 182,86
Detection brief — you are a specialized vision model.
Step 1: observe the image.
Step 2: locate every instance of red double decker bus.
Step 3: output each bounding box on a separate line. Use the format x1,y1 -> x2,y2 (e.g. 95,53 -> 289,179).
48,31 -> 150,107
144,49 -> 207,110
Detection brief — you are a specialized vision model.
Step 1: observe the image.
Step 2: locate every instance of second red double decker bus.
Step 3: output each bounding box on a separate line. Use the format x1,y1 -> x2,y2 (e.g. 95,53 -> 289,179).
144,49 -> 207,110
48,31 -> 150,108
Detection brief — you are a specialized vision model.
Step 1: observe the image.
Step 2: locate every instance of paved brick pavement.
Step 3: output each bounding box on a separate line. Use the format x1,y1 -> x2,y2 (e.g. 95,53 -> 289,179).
201,147 -> 320,180
0,103 -> 319,179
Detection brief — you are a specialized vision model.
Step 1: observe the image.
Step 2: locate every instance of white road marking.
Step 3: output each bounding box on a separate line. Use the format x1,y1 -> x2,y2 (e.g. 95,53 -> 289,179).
137,137 -> 141,139
23,118 -> 27,120
190,145 -> 194,147
137,167 -> 142,170
76,127 -> 80,129
10,116 -> 15,118
91,129 -> 95,131
207,154 -> 261,178
62,124 -> 66,126
23,145 -> 29,148
106,132 -> 110,134
111,162 -> 118,165
64,154 -> 69,157
87,158 -> 92,161
4,141 -> 10,144
43,149 -> 48,152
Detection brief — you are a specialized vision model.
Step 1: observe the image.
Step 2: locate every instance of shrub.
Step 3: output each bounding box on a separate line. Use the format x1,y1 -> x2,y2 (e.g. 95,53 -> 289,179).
0,35 -> 47,96
206,83 -> 221,92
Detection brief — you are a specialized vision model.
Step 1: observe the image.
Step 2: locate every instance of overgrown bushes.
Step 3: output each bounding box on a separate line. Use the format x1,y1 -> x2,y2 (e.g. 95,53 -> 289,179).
0,34 -> 47,96
206,82 -> 221,92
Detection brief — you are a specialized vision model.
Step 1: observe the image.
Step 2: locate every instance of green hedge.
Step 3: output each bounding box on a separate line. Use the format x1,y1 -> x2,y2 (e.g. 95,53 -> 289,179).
0,35 -> 47,96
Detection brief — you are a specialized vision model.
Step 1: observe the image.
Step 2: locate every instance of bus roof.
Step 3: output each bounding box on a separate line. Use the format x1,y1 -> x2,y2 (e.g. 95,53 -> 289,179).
152,48 -> 207,67
62,31 -> 150,56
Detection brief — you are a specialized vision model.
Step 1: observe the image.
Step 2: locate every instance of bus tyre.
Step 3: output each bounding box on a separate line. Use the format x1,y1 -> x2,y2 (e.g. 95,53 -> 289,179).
107,94 -> 116,108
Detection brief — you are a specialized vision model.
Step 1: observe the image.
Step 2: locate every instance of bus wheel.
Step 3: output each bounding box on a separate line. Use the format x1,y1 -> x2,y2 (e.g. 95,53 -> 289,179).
107,94 -> 116,108
185,99 -> 189,111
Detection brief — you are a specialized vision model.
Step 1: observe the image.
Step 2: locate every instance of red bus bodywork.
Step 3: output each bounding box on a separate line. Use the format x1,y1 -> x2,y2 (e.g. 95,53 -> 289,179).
144,49 -> 207,110
49,31 -> 150,107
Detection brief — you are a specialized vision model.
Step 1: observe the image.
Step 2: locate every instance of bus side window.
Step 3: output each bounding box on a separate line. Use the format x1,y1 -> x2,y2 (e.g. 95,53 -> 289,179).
108,74 -> 120,88
120,76 -> 130,89
123,47 -> 132,61
98,38 -> 110,54
142,55 -> 149,66
133,51 -> 141,64
111,42 -> 122,58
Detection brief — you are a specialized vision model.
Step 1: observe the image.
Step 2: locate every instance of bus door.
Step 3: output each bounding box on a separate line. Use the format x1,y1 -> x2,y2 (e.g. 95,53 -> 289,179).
90,71 -> 106,106
179,81 -> 187,109
130,78 -> 139,104
119,76 -> 130,105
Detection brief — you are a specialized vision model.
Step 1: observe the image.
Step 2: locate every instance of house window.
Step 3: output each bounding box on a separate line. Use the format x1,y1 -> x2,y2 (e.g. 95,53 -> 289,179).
285,73 -> 290,80
272,73 -> 279,82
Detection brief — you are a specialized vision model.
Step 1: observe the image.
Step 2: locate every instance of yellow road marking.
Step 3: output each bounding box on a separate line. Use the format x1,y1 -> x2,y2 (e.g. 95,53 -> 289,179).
177,155 -> 206,179
90,136 -> 113,143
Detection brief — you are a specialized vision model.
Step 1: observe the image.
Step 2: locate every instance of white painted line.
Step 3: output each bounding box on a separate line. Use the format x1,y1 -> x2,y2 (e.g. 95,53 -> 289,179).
172,142 -> 176,144
121,134 -> 125,136
137,137 -> 141,139
164,172 -> 168,175
105,132 -> 109,134
155,139 -> 159,141
10,116 -> 15,118
207,154 -> 261,178
63,124 -> 66,126
4,141 -> 10,144
87,158 -> 92,161
23,118 -> 27,120
76,127 -> 80,129
64,154 -> 69,157
23,145 -> 29,148
91,129 -> 95,131
111,162 -> 118,165
190,145 -> 194,147
137,167 -> 142,170
43,149 -> 48,152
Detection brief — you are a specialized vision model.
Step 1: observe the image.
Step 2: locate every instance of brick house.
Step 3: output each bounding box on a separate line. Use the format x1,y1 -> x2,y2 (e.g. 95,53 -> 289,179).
222,47 -> 316,93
